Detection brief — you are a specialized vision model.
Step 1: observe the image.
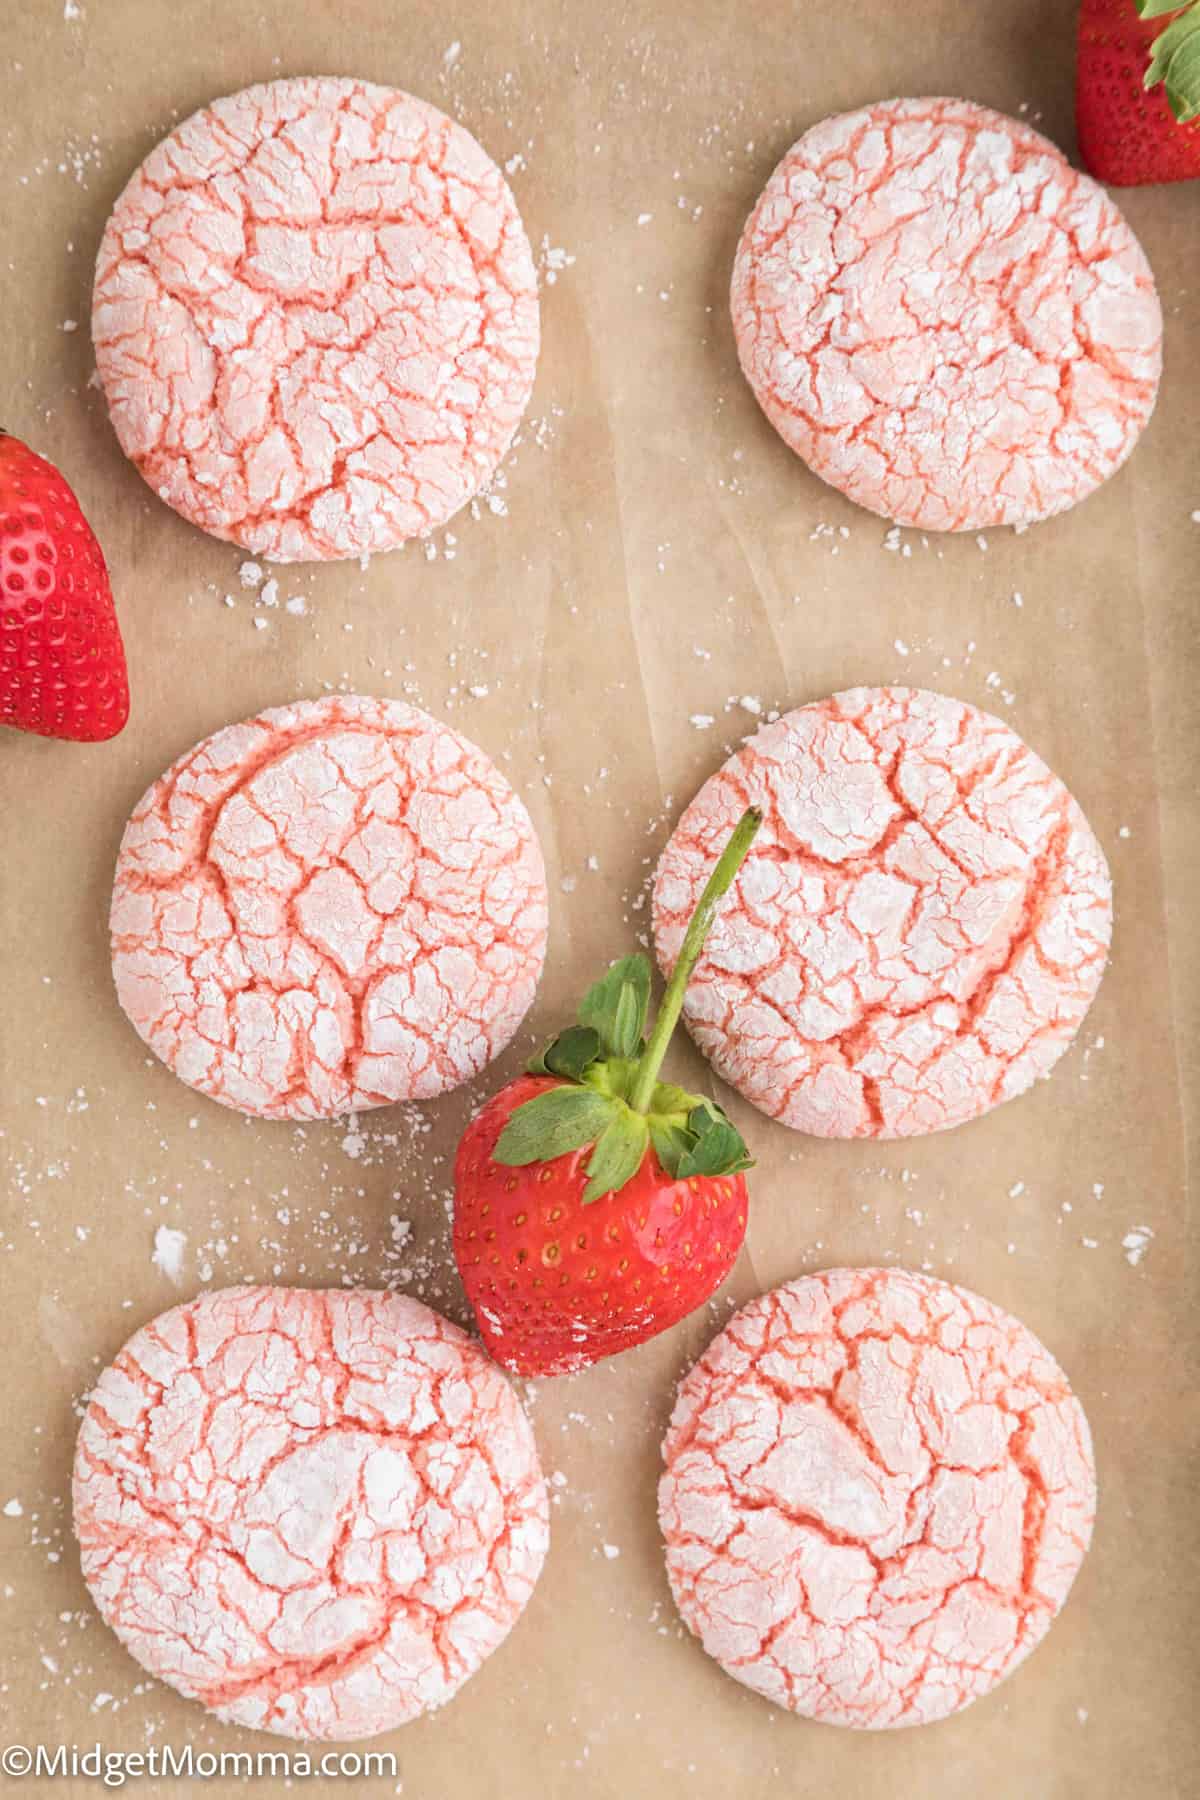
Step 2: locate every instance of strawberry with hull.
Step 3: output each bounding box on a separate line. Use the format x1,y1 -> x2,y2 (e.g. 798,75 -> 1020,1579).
454,808 -> 762,1378
1078,0 -> 1200,185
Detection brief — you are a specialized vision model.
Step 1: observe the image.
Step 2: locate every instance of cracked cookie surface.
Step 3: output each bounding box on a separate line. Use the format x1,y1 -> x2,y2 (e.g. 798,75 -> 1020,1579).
93,77 -> 539,559
731,97 -> 1161,530
652,687 -> 1111,1139
110,694 -> 547,1119
73,1285 -> 549,1739
659,1267 -> 1095,1728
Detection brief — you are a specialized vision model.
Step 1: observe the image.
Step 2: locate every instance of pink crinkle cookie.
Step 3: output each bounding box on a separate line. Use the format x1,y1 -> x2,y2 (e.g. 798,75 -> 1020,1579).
73,1286 -> 549,1739
653,687 -> 1111,1139
660,1267 -> 1096,1729
92,77 -> 539,560
110,694 -> 547,1119
730,97 -> 1162,531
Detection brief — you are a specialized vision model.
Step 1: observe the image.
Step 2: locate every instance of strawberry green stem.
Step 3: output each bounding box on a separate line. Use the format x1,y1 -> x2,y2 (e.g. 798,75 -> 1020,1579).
628,806 -> 762,1115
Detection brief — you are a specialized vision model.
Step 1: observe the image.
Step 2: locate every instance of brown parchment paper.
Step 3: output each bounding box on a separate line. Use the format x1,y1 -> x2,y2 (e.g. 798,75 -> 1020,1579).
1,1 -> 1197,1795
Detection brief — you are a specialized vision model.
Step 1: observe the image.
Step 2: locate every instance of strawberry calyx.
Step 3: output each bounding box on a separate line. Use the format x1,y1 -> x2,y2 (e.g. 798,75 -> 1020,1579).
1139,0 -> 1200,122
495,806 -> 763,1203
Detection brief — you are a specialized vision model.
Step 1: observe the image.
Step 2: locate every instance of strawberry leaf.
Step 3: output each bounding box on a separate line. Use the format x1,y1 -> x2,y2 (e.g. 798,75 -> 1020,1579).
495,1087 -> 617,1165
1165,29 -> 1200,120
578,954 -> 651,1059
1142,0 -> 1200,122
649,1119 -> 695,1173
527,1025 -> 601,1082
1138,0 -> 1192,19
583,1109 -> 650,1204
645,1096 -> 754,1179
1145,5 -> 1200,79
646,1079 -> 699,1117
676,1109 -> 753,1179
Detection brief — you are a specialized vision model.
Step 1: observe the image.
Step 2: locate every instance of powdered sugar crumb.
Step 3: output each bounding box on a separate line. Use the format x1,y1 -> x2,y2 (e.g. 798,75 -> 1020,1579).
151,1224 -> 187,1285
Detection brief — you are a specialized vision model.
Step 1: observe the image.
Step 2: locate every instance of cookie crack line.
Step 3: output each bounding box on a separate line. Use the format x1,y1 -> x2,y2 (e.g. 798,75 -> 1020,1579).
109,694 -> 548,1120
731,97 -> 1161,532
659,1269 -> 1096,1729
73,1287 -> 550,1741
92,76 -> 540,560
652,686 -> 1112,1140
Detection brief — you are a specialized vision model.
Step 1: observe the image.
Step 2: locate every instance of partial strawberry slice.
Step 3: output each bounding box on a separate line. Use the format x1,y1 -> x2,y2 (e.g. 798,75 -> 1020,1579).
1078,0 -> 1200,185
0,434 -> 129,742
454,808 -> 762,1378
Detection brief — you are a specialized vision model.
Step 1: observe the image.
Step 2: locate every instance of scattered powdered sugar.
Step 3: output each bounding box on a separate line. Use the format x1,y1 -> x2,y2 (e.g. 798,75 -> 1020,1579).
809,521 -> 851,552
1122,1225 -> 1154,1267
16,131 -> 105,191
538,237 -> 576,285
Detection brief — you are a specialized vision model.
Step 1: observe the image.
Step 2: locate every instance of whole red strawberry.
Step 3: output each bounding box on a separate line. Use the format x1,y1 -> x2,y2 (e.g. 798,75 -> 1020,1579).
0,433 -> 129,741
1078,0 -> 1200,185
454,808 -> 762,1378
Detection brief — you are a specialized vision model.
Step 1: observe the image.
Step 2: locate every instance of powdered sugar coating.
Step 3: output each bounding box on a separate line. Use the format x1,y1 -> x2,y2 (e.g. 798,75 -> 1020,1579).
653,687 -> 1111,1139
660,1267 -> 1095,1728
73,1286 -> 549,1739
111,694 -> 547,1119
731,97 -> 1161,531
93,78 -> 539,560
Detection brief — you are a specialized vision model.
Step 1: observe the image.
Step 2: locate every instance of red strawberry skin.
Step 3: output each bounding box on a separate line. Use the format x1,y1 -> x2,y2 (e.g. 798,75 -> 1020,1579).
1078,0 -> 1200,185
0,435 -> 129,742
454,1075 -> 749,1377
